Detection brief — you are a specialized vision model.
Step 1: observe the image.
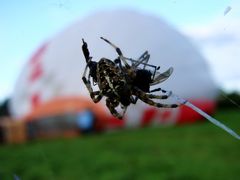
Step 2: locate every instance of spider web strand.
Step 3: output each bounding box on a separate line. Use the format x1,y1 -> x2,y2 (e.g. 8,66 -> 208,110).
169,92 -> 240,140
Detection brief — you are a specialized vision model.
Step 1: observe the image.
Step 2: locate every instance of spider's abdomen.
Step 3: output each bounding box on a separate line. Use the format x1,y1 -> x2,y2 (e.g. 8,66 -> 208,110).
96,58 -> 131,106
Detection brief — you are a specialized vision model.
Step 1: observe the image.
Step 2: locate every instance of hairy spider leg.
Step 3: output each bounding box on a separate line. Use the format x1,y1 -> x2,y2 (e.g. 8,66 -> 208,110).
123,51 -> 149,67
82,63 -> 103,103
135,51 -> 160,81
81,38 -> 94,83
82,38 -> 92,63
150,88 -> 163,93
114,51 -> 150,71
81,39 -> 103,103
82,68 -> 103,103
133,87 -> 179,108
82,76 -> 103,103
131,87 -> 172,104
100,37 -> 131,69
124,51 -> 160,81
106,98 -> 126,119
133,51 -> 150,68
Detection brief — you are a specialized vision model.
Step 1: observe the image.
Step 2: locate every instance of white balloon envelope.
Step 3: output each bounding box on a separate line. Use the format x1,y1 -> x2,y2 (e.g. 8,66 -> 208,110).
10,9 -> 218,128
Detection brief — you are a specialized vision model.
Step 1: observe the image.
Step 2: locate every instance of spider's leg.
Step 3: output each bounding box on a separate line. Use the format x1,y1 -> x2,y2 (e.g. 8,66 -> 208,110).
122,52 -> 150,69
150,88 -> 162,93
133,51 -> 150,68
82,64 -> 89,79
100,37 -> 131,68
81,39 -> 103,103
82,65 -> 103,103
90,91 -> 103,103
140,90 -> 171,100
136,51 -> 162,80
82,64 -> 90,90
138,51 -> 149,62
100,37 -> 122,55
133,87 -> 179,108
82,77 -> 103,103
131,88 -> 164,103
106,98 -> 125,119
82,64 -> 92,92
82,38 -> 92,63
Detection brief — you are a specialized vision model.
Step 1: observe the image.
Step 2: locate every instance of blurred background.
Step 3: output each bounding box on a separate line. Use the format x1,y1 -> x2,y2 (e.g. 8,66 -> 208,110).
0,0 -> 240,179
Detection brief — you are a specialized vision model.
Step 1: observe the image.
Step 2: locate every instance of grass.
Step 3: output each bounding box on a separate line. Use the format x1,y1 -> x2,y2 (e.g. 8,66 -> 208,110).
0,109 -> 240,180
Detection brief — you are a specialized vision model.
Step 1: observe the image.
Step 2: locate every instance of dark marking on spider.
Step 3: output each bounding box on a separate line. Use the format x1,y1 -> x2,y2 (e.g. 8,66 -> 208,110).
81,37 -> 179,119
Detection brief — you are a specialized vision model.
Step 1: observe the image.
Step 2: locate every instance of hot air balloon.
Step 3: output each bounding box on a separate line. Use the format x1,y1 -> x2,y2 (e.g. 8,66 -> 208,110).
9,9 -> 218,131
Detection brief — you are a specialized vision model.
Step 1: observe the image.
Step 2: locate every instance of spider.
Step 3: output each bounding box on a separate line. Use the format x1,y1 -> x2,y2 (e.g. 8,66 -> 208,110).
81,37 -> 179,119
82,38 -> 133,119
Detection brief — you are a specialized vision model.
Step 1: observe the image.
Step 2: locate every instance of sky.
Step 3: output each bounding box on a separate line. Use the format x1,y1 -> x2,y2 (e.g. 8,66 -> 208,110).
0,0 -> 239,102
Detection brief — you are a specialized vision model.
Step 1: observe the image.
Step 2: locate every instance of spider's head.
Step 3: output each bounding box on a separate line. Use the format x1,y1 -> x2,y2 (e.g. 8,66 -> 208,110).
133,69 -> 152,92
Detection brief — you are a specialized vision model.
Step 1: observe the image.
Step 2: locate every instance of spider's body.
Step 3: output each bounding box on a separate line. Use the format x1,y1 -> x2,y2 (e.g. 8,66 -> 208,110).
81,37 -> 179,119
96,58 -> 132,107
81,40 -> 134,118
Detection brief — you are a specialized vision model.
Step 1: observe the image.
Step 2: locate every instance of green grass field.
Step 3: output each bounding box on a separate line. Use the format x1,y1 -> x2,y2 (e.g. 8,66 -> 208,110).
0,109 -> 240,180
